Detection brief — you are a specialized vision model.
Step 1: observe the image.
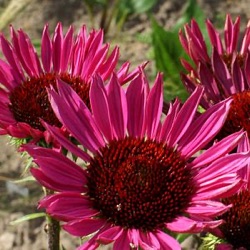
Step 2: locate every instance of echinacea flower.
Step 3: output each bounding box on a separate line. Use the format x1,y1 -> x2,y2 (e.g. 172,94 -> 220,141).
179,14 -> 250,139
23,71 -> 250,250
0,23 -> 140,143
208,134 -> 250,250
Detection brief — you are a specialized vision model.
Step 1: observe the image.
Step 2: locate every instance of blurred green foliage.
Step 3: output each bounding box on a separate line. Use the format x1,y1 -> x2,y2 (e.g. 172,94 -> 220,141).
83,0 -> 158,34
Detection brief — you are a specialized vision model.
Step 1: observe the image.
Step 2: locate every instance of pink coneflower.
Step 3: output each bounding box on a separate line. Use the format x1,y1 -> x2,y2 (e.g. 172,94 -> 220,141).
0,23 -> 140,143
24,72 -> 250,250
209,135 -> 250,250
179,14 -> 250,139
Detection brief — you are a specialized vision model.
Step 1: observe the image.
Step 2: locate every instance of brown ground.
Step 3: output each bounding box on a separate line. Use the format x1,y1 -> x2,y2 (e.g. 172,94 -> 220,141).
0,0 -> 250,249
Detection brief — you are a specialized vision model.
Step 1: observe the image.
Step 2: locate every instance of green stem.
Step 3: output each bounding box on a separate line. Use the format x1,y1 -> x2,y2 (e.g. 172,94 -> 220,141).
45,188 -> 60,250
47,215 -> 60,250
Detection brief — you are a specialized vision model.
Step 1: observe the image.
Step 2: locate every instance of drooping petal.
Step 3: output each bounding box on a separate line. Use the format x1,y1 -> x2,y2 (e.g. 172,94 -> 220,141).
63,218 -> 106,237
42,122 -> 91,162
155,230 -> 181,250
40,193 -> 98,221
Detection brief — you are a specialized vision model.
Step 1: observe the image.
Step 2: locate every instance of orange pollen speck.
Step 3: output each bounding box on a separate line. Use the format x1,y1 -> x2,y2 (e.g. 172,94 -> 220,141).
9,72 -> 90,131
219,190 -> 250,249
87,137 -> 196,231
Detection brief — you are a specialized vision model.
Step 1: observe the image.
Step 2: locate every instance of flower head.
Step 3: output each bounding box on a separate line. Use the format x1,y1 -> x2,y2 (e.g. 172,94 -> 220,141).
24,71 -> 250,249
0,23 -> 140,143
179,14 -> 250,139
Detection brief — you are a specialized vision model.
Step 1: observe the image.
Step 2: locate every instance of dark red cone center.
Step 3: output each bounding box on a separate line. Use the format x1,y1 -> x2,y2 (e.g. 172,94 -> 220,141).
9,73 -> 90,131
219,190 -> 250,249
217,91 -> 250,140
87,137 -> 196,231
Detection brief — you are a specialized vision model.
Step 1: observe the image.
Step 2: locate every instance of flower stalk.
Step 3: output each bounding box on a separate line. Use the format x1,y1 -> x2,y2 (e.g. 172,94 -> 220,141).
45,188 -> 60,250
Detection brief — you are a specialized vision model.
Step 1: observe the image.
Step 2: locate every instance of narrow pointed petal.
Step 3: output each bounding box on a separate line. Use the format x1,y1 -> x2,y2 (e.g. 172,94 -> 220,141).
64,218 -> 106,237
145,73 -> 163,139
43,122 -> 91,162
43,193 -> 98,221
107,74 -> 127,139
60,26 -> 73,72
41,24 -> 52,72
206,19 -> 223,54
126,73 -> 147,138
0,34 -> 24,82
168,86 -> 203,146
90,74 -> 113,141
179,99 -> 232,157
155,230 -> 181,250
97,226 -> 123,244
191,130 -> 244,168
49,80 -> 105,152
212,48 -> 234,95
52,23 -> 63,72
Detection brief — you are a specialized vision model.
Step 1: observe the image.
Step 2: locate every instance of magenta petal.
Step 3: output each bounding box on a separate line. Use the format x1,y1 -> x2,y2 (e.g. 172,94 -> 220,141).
90,75 -> 113,141
166,216 -> 223,233
24,145 -> 88,192
85,44 -> 109,78
186,200 -> 229,217
138,231 -> 160,250
41,24 -> 52,72
17,30 -> 40,76
155,230 -> 181,250
52,23 -> 63,72
42,193 -> 98,221
145,73 -> 163,139
113,230 -> 130,250
196,152 -> 250,181
232,57 -> 245,92
107,74 -> 127,139
191,130 -> 243,168
199,62 -> 221,103
206,19 -> 223,54
97,226 -> 123,244
49,79 -> 105,152
0,34 -> 24,82
98,46 -> 119,81
166,216 -> 196,232
63,218 -> 106,237
168,86 -> 203,146
179,98 -> 232,157
126,72 -> 147,138
60,26 -> 73,72
159,99 -> 181,142
43,122 -> 91,162
0,59 -> 18,90
212,48 -> 234,95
